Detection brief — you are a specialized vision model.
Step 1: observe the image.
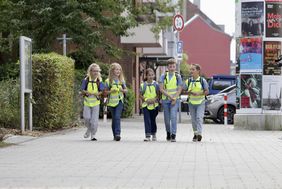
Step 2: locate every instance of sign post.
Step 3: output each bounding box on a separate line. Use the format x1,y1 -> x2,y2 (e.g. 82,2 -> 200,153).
20,36 -> 33,133
173,14 -> 184,123
57,34 -> 72,56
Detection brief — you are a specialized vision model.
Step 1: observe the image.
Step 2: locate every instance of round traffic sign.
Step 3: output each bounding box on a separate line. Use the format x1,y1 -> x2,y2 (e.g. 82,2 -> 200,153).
173,14 -> 184,32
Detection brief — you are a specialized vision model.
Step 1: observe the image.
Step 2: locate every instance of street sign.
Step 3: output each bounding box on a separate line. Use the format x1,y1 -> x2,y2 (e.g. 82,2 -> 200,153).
177,41 -> 183,54
173,14 -> 184,32
20,36 -> 33,132
177,41 -> 183,60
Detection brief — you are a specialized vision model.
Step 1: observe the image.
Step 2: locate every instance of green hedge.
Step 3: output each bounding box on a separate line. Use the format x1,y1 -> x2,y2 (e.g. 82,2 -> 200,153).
32,53 -> 75,130
122,87 -> 135,118
0,79 -> 20,128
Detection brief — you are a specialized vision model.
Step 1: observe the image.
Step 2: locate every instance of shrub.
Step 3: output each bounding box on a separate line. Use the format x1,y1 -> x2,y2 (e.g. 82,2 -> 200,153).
0,62 -> 20,80
32,53 -> 75,130
122,87 -> 135,118
0,79 -> 20,128
97,62 -> 110,81
74,69 -> 85,119
0,128 -> 4,141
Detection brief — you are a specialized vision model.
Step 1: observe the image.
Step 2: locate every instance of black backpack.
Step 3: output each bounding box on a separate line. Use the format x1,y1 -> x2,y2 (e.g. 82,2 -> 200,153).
84,77 -> 101,92
186,77 -> 208,101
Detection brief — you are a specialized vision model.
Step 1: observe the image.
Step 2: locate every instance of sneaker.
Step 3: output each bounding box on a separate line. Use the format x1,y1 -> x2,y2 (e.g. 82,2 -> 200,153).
91,137 -> 97,141
152,134 -> 157,141
114,136 -> 121,141
192,134 -> 197,142
171,134 -> 176,142
197,135 -> 202,142
166,132 -> 171,141
144,137 -> 151,142
84,131 -> 90,138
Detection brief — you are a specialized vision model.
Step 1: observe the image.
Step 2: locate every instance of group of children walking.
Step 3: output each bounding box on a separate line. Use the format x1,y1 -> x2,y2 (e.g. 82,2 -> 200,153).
80,59 -> 209,142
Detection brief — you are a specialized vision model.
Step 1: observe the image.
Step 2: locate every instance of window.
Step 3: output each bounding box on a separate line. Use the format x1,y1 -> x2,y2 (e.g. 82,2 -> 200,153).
212,80 -> 232,91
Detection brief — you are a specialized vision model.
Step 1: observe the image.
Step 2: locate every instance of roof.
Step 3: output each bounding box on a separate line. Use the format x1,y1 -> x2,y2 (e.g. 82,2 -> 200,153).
178,14 -> 232,38
177,1 -> 231,38
185,0 -> 223,31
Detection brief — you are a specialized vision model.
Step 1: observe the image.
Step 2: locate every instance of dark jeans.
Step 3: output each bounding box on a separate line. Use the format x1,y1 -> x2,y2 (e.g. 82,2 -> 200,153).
142,107 -> 158,137
109,101 -> 123,137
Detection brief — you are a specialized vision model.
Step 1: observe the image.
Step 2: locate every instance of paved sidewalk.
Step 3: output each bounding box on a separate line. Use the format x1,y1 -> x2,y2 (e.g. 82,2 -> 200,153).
1,113 -> 282,189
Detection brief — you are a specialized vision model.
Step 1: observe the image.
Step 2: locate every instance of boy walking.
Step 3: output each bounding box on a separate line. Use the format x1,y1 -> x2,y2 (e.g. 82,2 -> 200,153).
159,58 -> 182,142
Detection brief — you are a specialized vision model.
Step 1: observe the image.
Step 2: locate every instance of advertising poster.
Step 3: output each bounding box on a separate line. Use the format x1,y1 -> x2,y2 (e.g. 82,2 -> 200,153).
241,1 -> 264,36
240,74 -> 262,109
236,75 -> 241,109
236,39 -> 240,74
239,37 -> 262,72
266,1 -> 282,37
235,0 -> 241,37
264,41 -> 282,75
262,76 -> 282,111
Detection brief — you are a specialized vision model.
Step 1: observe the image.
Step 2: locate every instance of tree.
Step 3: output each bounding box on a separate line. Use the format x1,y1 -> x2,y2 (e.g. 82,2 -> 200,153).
0,0 -> 182,64
180,53 -> 190,80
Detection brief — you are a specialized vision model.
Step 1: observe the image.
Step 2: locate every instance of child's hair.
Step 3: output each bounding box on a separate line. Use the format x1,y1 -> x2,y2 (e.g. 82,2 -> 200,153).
87,63 -> 102,81
167,58 -> 177,65
108,62 -> 125,83
144,68 -> 155,81
192,64 -> 201,71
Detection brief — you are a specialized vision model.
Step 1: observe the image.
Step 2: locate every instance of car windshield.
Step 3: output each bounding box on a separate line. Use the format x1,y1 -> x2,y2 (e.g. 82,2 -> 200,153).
218,85 -> 236,94
212,80 -> 233,91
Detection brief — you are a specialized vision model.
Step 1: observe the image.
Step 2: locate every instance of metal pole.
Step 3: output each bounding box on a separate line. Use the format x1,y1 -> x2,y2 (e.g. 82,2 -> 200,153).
177,31 -> 182,123
29,93 -> 33,131
20,37 -> 25,133
63,34 -> 66,56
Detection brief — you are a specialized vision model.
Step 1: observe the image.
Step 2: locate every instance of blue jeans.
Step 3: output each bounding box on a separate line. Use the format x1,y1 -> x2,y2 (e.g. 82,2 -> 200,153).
143,107 -> 158,137
162,100 -> 179,135
188,101 -> 205,135
109,101 -> 123,137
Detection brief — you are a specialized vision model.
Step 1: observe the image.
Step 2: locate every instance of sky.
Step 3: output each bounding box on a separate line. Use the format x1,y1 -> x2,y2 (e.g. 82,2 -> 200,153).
194,0 -> 236,61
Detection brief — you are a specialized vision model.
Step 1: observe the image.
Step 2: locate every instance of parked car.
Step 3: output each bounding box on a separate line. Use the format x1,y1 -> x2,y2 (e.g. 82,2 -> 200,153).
205,85 -> 236,124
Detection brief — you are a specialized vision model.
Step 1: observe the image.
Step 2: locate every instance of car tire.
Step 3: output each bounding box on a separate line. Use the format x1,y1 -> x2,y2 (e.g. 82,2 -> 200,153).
212,118 -> 221,124
217,106 -> 236,124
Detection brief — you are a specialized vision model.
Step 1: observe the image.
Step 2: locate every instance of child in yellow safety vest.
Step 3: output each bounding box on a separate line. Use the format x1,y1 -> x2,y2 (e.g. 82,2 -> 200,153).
140,68 -> 160,141
104,63 -> 127,141
80,63 -> 104,141
159,58 -> 183,142
184,64 -> 209,142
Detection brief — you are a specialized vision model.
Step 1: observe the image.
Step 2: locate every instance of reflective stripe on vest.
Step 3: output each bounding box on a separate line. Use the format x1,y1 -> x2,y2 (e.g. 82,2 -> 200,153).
106,79 -> 124,107
141,81 -> 158,110
162,72 -> 178,100
84,79 -> 100,107
186,77 -> 205,105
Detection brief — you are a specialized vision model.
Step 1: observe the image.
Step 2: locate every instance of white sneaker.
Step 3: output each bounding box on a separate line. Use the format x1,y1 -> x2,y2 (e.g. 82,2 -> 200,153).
152,135 -> 157,141
144,137 -> 151,142
84,131 -> 90,138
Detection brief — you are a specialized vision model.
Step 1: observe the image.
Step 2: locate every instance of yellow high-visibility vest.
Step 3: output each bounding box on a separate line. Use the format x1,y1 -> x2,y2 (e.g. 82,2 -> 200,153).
162,72 -> 178,100
141,81 -> 158,110
84,78 -> 100,107
186,77 -> 205,105
106,79 -> 124,107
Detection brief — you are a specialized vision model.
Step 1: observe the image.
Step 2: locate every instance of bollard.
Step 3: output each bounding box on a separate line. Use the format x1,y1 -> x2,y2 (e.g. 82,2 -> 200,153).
103,98 -> 108,123
224,93 -> 228,125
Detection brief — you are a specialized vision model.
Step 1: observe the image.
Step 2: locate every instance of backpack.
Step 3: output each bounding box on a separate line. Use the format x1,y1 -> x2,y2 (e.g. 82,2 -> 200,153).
164,72 -> 181,89
84,77 -> 101,92
186,77 -> 206,91
186,77 -> 208,101
106,79 -> 126,98
141,81 -> 158,95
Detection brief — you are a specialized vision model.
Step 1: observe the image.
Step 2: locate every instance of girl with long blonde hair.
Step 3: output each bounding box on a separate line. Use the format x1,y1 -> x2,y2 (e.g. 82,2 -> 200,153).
104,62 -> 127,141
81,63 -> 104,141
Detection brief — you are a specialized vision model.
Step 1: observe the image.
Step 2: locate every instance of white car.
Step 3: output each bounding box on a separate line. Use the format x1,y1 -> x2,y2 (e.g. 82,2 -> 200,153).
205,85 -> 236,124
